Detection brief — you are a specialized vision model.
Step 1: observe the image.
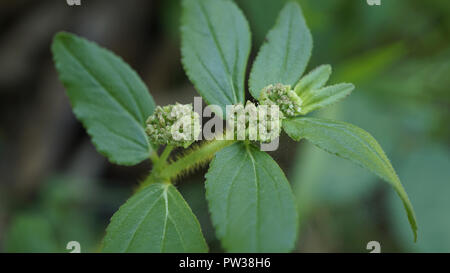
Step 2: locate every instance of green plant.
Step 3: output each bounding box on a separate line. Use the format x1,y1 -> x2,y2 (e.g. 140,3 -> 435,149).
51,0 -> 416,253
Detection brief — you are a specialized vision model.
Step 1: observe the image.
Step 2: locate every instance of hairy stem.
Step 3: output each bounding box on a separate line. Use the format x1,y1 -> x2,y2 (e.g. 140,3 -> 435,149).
139,140 -> 235,189
161,140 -> 235,181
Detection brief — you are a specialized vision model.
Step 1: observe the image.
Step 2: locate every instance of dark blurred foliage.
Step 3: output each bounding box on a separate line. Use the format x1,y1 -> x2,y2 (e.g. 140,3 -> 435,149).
0,0 -> 449,252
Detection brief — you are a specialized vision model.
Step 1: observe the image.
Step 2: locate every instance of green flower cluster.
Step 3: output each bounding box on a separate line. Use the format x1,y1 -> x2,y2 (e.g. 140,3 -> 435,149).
259,83 -> 302,118
145,103 -> 200,148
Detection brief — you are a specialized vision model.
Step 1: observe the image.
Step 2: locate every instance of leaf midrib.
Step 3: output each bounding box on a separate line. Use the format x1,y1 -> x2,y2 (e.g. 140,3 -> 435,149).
167,190 -> 188,251
281,7 -> 294,80
190,48 -> 234,104
246,146 -> 260,251
102,52 -> 148,124
198,1 -> 239,104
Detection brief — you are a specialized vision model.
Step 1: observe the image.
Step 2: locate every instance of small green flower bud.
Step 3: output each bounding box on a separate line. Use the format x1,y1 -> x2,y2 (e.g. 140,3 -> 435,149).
259,83 -> 303,118
146,103 -> 200,148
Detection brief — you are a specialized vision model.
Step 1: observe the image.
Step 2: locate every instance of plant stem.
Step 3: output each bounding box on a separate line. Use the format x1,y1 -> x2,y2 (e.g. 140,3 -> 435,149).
160,140 -> 235,181
159,145 -> 174,163
139,139 -> 235,191
149,150 -> 159,164
140,146 -> 173,190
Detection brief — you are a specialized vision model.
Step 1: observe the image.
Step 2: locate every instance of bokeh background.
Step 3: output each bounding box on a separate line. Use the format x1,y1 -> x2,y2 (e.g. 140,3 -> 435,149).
0,0 -> 449,253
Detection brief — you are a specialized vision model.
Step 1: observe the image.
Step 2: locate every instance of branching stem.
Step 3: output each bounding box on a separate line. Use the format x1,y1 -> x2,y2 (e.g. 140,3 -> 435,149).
140,140 -> 235,189
160,140 -> 235,180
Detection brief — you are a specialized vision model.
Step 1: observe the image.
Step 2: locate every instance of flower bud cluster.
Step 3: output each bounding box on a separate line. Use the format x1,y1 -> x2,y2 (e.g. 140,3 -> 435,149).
145,103 -> 200,148
259,83 -> 302,118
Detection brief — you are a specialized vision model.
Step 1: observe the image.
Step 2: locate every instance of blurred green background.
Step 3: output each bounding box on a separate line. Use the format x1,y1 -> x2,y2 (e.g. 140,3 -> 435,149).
0,0 -> 448,253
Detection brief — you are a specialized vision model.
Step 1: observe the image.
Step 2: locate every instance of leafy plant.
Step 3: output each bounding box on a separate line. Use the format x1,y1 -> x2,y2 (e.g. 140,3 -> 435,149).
51,0 -> 417,252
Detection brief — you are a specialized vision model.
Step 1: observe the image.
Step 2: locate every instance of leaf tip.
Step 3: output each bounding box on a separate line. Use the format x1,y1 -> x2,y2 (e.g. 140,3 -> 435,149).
321,64 -> 332,74
52,31 -> 74,45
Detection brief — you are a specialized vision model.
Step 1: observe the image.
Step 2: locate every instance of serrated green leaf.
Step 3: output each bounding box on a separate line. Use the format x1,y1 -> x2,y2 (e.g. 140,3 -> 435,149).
249,1 -> 312,99
294,64 -> 332,96
283,117 -> 417,241
205,142 -> 298,252
102,183 -> 208,253
52,32 -> 155,166
300,83 -> 354,114
181,0 -> 250,113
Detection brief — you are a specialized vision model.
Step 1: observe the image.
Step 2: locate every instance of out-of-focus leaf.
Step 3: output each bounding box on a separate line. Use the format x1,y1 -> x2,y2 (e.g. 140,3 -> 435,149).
371,49 -> 450,103
52,32 -> 155,166
291,94 -> 402,212
388,145 -> 450,252
249,1 -> 312,99
205,143 -> 297,252
102,183 -> 208,253
292,141 -> 376,212
4,213 -> 60,253
332,42 -> 406,84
